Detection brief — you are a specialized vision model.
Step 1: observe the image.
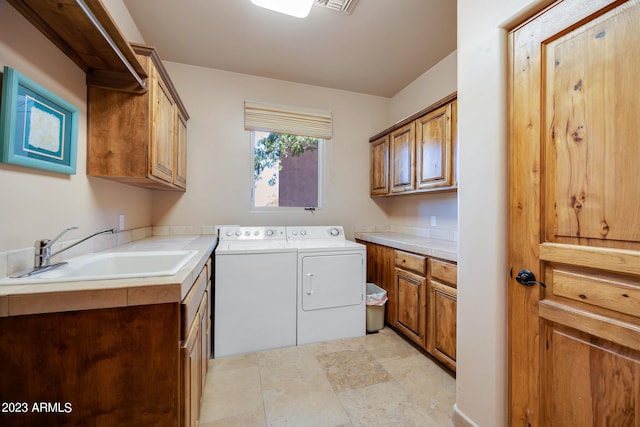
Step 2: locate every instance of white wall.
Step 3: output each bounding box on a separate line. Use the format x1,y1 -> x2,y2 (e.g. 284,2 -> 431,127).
381,51 -> 458,233
0,0 -> 152,252
456,1 -> 549,426
390,50 -> 458,124
151,63 -> 391,238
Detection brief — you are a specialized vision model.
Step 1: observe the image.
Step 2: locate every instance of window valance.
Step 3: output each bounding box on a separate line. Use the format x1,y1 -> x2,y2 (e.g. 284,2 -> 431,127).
244,100 -> 332,140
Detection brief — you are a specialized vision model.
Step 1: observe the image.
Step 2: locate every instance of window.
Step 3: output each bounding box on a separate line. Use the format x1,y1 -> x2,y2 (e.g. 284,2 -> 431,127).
244,100 -> 332,209
252,131 -> 323,208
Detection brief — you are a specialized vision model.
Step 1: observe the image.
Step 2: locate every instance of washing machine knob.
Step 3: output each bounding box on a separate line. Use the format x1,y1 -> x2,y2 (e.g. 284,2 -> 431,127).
300,230 -> 307,235
266,229 -> 274,236
292,230 -> 298,236
329,228 -> 340,236
235,231 -> 242,237
225,231 -> 233,236
245,231 -> 250,236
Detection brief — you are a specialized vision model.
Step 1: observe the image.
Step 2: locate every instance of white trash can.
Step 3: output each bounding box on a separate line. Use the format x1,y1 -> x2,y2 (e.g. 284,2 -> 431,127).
366,283 -> 387,333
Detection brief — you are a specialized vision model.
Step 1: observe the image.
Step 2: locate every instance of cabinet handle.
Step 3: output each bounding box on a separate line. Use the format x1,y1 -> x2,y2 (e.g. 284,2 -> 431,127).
306,273 -> 315,295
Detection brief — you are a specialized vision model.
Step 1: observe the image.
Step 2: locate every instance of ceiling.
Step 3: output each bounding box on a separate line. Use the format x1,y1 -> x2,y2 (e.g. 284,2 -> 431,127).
122,0 -> 457,98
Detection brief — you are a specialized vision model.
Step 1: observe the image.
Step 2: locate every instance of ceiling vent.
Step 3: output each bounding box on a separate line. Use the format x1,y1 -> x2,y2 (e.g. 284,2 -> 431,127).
316,0 -> 359,14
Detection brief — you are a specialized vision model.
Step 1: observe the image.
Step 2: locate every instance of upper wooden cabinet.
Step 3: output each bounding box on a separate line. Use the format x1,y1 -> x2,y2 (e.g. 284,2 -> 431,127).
87,44 -> 189,191
390,122 -> 416,193
416,102 -> 455,190
370,135 -> 389,196
7,0 -> 148,93
369,93 -> 457,197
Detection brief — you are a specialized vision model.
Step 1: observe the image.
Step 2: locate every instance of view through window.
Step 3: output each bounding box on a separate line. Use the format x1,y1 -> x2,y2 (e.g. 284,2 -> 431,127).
252,131 -> 321,208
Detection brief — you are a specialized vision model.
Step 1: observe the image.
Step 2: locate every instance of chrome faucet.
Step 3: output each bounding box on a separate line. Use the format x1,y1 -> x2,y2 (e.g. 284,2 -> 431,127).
35,227 -> 117,268
10,227 -> 116,278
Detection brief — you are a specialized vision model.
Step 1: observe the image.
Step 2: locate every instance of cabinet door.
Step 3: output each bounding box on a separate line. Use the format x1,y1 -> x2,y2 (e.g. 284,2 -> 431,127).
370,135 -> 389,196
150,66 -> 176,184
415,102 -> 453,190
394,267 -> 427,348
380,245 -> 396,325
182,308 -> 201,427
174,111 -> 187,189
358,241 -> 396,325
390,122 -> 415,193
428,280 -> 457,371
200,291 -> 208,406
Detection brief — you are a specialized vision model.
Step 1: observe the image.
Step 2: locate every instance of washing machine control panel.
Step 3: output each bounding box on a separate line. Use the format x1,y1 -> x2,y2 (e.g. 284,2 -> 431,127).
218,226 -> 287,240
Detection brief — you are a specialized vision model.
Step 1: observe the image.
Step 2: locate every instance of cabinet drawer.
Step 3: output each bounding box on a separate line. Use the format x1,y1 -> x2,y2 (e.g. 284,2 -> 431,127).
430,259 -> 457,287
181,266 -> 207,340
394,250 -> 427,276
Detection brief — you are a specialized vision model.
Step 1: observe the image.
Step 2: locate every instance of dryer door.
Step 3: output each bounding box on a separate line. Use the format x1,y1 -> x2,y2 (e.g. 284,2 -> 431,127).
301,253 -> 363,311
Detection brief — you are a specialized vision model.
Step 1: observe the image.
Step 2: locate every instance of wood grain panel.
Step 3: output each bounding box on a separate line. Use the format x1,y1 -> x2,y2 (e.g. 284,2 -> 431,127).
539,299 -> 640,352
542,326 -> 639,425
545,2 -> 640,243
415,103 -> 452,189
370,135 -> 390,196
175,112 -> 188,189
0,304 -> 180,427
390,122 -> 415,193
540,243 -> 640,276
430,258 -> 457,287
429,280 -> 457,371
551,268 -> 640,317
394,267 -> 427,347
394,250 -> 427,276
150,66 -> 176,184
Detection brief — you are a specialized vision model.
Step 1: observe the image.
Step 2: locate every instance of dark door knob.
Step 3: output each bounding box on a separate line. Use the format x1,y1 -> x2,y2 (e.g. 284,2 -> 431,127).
515,269 -> 546,288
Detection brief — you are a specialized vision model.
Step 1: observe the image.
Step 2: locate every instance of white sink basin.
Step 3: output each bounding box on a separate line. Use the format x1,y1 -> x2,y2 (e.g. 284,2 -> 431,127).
0,250 -> 198,285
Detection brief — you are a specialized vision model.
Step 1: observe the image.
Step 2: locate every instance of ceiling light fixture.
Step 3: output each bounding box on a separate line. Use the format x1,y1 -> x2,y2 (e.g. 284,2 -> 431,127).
250,0 -> 314,18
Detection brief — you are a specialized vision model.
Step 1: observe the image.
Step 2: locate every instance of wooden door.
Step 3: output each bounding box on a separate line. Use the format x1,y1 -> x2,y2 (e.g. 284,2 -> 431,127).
415,102 -> 452,190
390,122 -> 415,193
508,1 -> 640,425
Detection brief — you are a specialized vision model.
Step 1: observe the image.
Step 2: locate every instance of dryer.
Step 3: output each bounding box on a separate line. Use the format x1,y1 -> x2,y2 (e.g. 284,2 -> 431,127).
286,226 -> 366,345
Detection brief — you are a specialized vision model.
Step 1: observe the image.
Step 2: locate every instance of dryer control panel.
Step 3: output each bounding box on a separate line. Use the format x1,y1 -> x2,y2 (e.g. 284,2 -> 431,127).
286,226 -> 344,240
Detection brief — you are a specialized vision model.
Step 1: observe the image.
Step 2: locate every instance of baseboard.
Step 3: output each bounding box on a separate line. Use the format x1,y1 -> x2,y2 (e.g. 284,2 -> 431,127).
453,404 -> 479,427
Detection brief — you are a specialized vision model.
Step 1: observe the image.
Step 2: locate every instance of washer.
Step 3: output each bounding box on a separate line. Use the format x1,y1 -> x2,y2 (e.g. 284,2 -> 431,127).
286,226 -> 366,345
214,226 -> 297,357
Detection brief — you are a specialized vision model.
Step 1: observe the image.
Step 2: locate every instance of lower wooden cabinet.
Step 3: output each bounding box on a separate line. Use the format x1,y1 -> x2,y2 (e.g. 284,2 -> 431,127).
358,240 -> 396,324
359,240 -> 457,372
394,250 -> 428,348
428,258 -> 457,371
0,259 -> 212,427
181,261 -> 211,427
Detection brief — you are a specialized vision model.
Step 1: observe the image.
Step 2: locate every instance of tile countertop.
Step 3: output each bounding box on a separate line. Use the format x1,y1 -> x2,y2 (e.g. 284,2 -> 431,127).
0,235 -> 218,318
354,232 -> 458,263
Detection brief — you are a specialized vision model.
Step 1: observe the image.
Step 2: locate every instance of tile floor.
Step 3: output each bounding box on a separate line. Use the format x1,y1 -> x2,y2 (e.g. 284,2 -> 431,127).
199,327 -> 456,426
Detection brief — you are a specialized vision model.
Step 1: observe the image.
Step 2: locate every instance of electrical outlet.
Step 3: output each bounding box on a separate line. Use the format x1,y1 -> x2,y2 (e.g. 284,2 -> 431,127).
430,215 -> 437,227
118,214 -> 125,231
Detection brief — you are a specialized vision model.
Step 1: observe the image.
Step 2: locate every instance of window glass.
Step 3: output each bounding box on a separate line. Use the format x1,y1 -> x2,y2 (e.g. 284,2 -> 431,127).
252,131 -> 322,208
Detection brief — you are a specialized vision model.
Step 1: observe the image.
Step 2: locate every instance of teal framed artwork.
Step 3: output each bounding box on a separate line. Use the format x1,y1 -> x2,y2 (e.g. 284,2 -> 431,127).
0,66 -> 78,174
